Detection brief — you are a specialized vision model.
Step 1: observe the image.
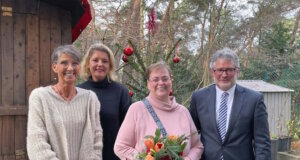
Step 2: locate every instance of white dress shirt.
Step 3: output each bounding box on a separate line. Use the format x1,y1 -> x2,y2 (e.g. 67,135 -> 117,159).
216,85 -> 236,131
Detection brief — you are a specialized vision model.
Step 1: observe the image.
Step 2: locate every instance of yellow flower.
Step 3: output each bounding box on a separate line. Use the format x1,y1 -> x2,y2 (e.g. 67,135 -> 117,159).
145,154 -> 155,160
167,135 -> 178,141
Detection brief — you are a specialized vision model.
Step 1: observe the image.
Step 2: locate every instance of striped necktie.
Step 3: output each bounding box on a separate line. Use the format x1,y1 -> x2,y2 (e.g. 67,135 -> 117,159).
217,92 -> 229,142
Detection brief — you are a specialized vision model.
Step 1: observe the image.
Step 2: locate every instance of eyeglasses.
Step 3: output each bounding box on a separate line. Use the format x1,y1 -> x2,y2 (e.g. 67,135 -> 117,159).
148,76 -> 171,83
213,68 -> 238,75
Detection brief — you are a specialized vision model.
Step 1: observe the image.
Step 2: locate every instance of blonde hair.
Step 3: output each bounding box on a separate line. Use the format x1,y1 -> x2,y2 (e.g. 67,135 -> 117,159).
80,43 -> 116,81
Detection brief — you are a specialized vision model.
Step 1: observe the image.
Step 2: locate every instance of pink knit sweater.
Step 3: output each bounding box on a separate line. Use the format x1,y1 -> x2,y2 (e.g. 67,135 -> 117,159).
114,94 -> 204,160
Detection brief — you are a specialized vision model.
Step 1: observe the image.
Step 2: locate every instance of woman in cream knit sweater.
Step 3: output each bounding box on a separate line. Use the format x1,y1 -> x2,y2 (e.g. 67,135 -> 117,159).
27,45 -> 103,160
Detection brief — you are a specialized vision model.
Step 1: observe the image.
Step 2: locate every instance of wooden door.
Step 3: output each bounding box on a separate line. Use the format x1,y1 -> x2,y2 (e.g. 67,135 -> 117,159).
0,0 -> 72,159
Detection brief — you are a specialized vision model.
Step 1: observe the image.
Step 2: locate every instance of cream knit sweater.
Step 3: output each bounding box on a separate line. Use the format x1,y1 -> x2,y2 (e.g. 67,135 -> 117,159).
27,86 -> 103,160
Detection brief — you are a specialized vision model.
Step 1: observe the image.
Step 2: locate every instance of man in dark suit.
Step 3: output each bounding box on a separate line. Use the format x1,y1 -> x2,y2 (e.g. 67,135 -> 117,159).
189,48 -> 271,160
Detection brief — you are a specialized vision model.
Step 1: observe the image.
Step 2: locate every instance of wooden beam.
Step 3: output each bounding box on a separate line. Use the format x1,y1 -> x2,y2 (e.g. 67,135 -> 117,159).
39,2 -> 51,87
14,116 -> 27,160
26,15 -> 39,102
1,0 -> 14,105
13,13 -> 26,105
50,6 -> 61,84
0,106 -> 28,116
1,116 -> 15,158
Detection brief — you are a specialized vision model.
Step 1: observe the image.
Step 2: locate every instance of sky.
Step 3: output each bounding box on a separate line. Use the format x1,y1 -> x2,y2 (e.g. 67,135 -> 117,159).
91,0 -> 299,53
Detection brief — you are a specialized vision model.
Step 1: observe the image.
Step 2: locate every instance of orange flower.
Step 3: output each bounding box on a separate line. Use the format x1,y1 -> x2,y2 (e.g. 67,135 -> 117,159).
145,154 -> 155,160
155,142 -> 164,152
167,135 -> 178,141
144,138 -> 155,149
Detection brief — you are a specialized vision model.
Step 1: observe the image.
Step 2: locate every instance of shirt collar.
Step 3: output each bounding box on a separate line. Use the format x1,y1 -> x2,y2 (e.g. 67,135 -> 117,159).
216,84 -> 236,97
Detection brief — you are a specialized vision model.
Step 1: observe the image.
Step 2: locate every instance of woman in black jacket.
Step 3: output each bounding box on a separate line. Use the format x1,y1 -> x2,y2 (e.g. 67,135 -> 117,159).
78,43 -> 132,160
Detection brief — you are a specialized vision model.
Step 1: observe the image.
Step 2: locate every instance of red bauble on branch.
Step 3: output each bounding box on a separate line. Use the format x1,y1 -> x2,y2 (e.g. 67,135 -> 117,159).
173,56 -> 180,63
173,43 -> 180,63
169,90 -> 173,96
123,45 -> 134,56
129,90 -> 134,97
122,55 -> 128,62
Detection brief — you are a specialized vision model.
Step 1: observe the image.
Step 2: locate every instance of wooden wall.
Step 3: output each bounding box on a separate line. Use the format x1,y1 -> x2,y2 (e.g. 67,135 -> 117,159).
0,0 -> 72,159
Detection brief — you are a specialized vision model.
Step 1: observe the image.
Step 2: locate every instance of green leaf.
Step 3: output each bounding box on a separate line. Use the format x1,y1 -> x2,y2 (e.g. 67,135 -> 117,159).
167,147 -> 180,159
167,145 -> 181,152
138,152 -> 147,159
180,142 -> 187,152
155,129 -> 161,138
144,135 -> 154,139
154,149 -> 169,159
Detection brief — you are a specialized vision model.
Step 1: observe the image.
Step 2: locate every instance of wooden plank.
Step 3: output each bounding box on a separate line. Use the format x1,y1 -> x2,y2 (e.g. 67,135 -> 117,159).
0,0 -> 2,105
1,0 -> 14,105
50,6 -> 61,84
14,0 -> 37,15
61,9 -> 72,44
39,2 -> 51,86
26,15 -> 39,102
0,107 -> 27,116
0,117 -> 2,157
3,155 -> 15,160
15,116 -> 27,160
1,116 -> 15,157
13,13 -> 26,105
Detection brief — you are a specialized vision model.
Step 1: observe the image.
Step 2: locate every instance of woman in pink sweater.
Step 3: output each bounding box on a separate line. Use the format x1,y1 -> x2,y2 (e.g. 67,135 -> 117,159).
114,61 -> 203,160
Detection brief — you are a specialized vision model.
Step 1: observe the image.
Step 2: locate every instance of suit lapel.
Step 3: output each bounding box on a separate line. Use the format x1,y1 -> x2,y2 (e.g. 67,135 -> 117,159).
207,86 -> 222,142
224,84 -> 245,143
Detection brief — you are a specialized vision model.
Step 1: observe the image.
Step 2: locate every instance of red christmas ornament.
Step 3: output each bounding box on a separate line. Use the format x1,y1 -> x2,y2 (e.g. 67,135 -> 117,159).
169,90 -> 173,96
173,56 -> 180,63
129,90 -> 134,97
122,55 -> 128,62
123,45 -> 134,56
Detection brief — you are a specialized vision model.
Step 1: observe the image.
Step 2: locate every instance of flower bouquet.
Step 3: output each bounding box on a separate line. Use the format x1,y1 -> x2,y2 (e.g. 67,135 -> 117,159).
138,129 -> 188,160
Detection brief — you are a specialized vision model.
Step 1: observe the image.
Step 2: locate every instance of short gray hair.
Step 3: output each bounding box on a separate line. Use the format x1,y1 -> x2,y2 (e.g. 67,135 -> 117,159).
51,45 -> 81,64
209,48 -> 240,69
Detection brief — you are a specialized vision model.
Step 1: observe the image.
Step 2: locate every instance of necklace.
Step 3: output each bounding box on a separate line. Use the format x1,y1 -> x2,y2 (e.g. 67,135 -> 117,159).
52,84 -> 76,101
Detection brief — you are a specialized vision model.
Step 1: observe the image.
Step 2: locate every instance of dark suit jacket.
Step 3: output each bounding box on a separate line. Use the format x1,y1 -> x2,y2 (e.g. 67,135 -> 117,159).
189,84 -> 271,160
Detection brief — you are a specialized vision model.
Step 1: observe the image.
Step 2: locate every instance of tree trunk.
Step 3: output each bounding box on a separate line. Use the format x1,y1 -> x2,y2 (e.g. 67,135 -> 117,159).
121,0 -> 141,83
289,10 -> 300,48
202,0 -> 225,87
166,0 -> 174,56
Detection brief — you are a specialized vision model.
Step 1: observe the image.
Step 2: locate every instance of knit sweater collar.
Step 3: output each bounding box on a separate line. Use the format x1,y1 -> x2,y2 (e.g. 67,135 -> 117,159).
87,76 -> 110,88
147,94 -> 179,111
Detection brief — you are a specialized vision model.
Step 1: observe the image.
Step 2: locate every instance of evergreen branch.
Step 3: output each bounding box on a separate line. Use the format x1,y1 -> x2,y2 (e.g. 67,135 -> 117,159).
128,39 -> 146,73
126,83 -> 147,96
114,43 -> 122,57
123,70 -> 142,86
152,48 -> 159,64
127,59 -> 147,81
165,38 -> 182,61
182,78 -> 204,107
128,58 -> 143,74
115,63 -> 129,72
